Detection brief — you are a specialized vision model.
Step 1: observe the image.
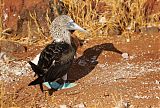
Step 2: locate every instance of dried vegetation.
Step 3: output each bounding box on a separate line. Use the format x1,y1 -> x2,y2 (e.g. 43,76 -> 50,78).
0,0 -> 160,43
63,0 -> 160,37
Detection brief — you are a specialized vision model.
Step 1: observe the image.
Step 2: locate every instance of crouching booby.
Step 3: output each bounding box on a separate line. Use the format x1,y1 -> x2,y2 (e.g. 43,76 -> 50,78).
28,15 -> 87,92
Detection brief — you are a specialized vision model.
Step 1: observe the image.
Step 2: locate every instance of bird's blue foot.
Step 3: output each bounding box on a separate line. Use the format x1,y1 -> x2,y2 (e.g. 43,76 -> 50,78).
58,82 -> 77,90
43,82 -> 60,89
43,82 -> 76,90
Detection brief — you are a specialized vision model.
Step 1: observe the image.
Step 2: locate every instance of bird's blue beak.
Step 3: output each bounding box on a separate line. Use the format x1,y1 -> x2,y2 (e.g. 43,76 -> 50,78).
66,21 -> 87,32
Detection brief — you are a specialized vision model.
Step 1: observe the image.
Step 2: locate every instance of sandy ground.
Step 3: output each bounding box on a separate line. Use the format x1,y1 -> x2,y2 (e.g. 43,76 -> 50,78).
0,32 -> 159,108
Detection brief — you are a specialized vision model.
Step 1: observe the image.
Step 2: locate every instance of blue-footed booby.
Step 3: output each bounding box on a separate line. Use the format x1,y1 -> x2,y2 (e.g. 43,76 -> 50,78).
28,15 -> 86,92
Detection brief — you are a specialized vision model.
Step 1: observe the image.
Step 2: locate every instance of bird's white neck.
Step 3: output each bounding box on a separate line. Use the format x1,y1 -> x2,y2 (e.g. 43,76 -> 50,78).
54,36 -> 71,45
54,30 -> 72,45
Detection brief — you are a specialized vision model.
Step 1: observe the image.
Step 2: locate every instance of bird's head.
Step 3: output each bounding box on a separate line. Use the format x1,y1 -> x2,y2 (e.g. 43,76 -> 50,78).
50,15 -> 87,44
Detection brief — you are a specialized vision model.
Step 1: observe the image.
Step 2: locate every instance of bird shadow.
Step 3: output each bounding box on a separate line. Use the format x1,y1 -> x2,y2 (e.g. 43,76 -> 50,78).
68,43 -> 123,82
48,43 -> 123,95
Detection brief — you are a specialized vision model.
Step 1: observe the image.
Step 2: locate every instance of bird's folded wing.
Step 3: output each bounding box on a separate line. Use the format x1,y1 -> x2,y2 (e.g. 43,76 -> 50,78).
38,42 -> 70,71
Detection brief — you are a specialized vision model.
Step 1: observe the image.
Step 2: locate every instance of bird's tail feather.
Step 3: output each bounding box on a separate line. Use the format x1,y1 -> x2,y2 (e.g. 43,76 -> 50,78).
28,77 -> 43,86
28,61 -> 44,76
28,61 -> 44,92
28,77 -> 44,92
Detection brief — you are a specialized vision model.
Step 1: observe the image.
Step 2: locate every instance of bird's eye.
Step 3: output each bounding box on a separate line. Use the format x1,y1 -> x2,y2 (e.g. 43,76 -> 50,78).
67,22 -> 74,27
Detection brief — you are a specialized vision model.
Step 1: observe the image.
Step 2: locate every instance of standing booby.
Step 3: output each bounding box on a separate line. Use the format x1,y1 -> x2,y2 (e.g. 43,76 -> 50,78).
28,15 -> 86,92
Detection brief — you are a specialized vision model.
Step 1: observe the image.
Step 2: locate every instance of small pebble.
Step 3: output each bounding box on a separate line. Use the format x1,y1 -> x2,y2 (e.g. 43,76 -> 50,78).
114,100 -> 130,108
99,16 -> 106,24
126,39 -> 130,42
60,104 -> 68,108
122,53 -> 129,59
73,103 -> 86,108
104,92 -> 110,97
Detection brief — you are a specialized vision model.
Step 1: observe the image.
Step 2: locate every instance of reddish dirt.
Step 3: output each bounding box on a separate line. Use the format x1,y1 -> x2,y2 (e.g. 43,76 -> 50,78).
1,0 -> 160,108
1,33 -> 160,108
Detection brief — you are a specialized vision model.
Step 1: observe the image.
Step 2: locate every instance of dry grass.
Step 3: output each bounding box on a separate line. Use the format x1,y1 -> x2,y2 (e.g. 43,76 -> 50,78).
64,0 -> 108,37
0,0 -> 3,37
63,0 -> 160,37
0,0 -> 160,44
29,11 -> 46,38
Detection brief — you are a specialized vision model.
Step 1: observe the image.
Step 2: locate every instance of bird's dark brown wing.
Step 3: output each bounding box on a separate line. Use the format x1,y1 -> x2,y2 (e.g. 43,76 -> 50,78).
29,41 -> 75,90
38,41 -> 70,71
37,41 -> 75,82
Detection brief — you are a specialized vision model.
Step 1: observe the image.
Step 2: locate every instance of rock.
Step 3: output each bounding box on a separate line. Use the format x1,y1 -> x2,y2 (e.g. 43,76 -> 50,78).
99,16 -> 106,24
122,53 -> 129,59
59,104 -> 68,108
0,40 -> 27,53
134,23 -> 141,33
104,92 -> 110,97
114,100 -> 130,108
126,39 -> 130,42
3,0 -> 52,35
3,0 -> 68,36
141,26 -> 159,34
108,26 -> 122,35
0,52 -> 9,62
73,103 -> 86,108
0,52 -> 6,60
